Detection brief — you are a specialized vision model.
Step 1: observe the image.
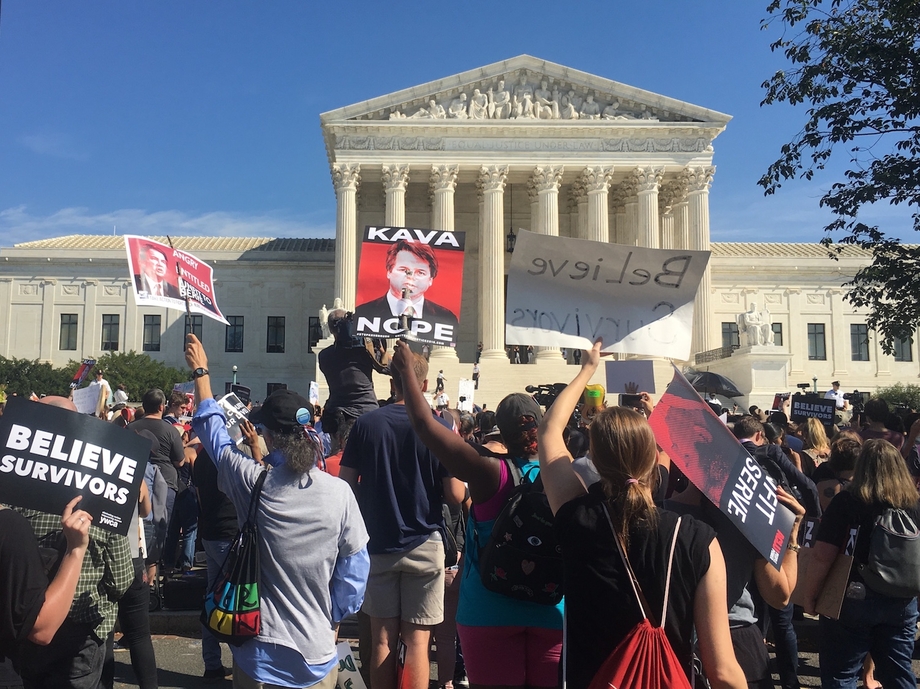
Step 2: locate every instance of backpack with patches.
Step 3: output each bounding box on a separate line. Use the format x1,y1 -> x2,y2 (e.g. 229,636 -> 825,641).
476,459 -> 564,605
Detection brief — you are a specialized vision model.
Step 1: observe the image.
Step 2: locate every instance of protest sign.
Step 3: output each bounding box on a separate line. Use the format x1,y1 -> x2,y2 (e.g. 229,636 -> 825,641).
125,236 -> 229,325
72,386 -> 104,416
457,378 -> 475,412
790,395 -> 836,424
505,231 -> 709,360
648,367 -> 796,568
217,393 -> 249,445
354,226 -> 465,347
70,359 -> 96,389
230,384 -> 251,406
605,360 -> 656,394
335,641 -> 368,689
0,397 -> 149,535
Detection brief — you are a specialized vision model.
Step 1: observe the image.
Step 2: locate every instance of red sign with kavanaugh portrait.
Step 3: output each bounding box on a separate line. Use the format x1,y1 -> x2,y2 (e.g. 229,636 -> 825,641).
354,226 -> 465,347
124,236 -> 228,325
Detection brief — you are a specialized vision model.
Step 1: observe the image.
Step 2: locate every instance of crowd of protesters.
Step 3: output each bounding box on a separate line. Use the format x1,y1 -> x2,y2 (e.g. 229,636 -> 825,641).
2,325 -> 920,689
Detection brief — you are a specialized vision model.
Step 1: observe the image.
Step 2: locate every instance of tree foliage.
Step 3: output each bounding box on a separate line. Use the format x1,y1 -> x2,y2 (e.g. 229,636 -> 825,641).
875,382 -> 920,410
0,351 -> 188,401
760,0 -> 920,353
0,357 -> 75,397
88,351 -> 189,402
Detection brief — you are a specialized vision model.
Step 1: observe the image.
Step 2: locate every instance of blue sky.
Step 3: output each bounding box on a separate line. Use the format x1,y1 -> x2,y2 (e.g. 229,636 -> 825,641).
0,1 -> 910,246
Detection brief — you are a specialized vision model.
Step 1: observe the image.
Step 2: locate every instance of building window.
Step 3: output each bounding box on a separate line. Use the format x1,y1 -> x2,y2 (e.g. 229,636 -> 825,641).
308,316 -> 322,353
807,323 -> 826,361
771,323 -> 783,347
59,314 -> 78,351
721,322 -> 739,349
143,315 -> 161,352
267,317 -> 285,353
101,314 -> 120,351
851,324 -> 870,361
225,316 -> 244,352
189,315 -> 203,341
894,336 -> 913,362
267,383 -> 287,397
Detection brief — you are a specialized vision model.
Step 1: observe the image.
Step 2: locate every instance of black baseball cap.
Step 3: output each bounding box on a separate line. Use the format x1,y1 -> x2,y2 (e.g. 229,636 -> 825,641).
249,389 -> 312,433
495,393 -> 543,440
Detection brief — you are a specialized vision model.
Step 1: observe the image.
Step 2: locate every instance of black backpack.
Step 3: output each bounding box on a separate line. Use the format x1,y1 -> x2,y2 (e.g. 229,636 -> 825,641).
476,459 -> 564,606
858,507 -> 920,598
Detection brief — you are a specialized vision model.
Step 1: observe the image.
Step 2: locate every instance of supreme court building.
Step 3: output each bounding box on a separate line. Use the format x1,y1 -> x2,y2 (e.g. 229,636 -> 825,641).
1,56 -> 918,408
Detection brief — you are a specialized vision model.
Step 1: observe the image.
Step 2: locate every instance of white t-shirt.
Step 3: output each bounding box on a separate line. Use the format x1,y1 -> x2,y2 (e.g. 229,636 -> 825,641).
824,388 -> 847,409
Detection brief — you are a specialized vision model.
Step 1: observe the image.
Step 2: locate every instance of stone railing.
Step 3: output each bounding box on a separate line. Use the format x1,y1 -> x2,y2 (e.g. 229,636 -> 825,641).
694,345 -> 737,365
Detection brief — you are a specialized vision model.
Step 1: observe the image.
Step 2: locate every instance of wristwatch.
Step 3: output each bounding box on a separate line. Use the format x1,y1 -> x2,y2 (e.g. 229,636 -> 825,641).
787,543 -> 801,552
192,367 -> 210,379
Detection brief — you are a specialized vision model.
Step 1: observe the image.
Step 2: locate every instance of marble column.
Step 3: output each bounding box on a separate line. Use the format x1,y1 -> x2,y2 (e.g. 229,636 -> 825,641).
635,166 -> 663,249
687,166 -> 716,356
658,179 -> 681,250
582,166 -> 613,243
659,200 -> 675,250
479,165 -> 508,360
532,165 -> 564,362
382,164 -> 410,226
570,180 -> 588,240
670,172 -> 690,250
621,175 -> 639,246
332,163 -> 361,310
610,187 -> 627,245
528,179 -> 539,234
82,279 -> 99,357
429,164 -> 460,362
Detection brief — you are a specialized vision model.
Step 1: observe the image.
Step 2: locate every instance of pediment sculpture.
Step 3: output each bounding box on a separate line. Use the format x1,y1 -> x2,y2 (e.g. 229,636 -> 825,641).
386,72 -> 668,122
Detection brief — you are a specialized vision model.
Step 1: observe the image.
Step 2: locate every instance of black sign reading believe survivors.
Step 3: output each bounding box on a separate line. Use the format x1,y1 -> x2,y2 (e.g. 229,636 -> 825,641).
790,395 -> 836,424
0,397 -> 150,535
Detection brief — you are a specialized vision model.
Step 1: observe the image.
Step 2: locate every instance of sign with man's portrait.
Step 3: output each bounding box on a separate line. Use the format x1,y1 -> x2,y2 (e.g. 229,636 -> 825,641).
124,236 -> 229,325
354,226 -> 465,347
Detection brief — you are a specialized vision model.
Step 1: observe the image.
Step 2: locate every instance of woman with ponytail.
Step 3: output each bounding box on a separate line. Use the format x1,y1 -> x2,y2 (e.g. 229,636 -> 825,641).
538,342 -> 745,689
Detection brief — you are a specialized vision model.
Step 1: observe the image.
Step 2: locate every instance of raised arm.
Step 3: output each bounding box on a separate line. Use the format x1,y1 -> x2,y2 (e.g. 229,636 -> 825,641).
538,342 -> 601,514
752,486 -> 804,609
390,340 -> 500,503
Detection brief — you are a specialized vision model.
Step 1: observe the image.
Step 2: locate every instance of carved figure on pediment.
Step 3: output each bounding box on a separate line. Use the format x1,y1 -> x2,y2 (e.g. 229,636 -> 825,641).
602,100 -> 631,120
512,74 -> 534,118
638,104 -> 659,121
579,94 -> 600,119
533,80 -> 559,119
389,110 -> 407,120
448,93 -> 469,119
489,80 -> 512,119
469,89 -> 489,119
410,99 -> 446,119
559,90 -> 580,119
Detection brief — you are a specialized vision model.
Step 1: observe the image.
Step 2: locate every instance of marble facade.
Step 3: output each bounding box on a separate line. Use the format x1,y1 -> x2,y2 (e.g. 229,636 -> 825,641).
320,55 -> 731,365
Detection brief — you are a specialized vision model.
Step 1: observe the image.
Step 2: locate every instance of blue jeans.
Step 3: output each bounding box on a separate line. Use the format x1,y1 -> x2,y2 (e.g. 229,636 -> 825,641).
200,539 -> 232,672
768,601 -> 799,689
818,587 -> 918,689
164,488 -> 198,569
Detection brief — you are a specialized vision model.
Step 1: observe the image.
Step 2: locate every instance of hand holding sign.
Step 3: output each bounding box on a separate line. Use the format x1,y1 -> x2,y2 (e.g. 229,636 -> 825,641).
390,338 -> 417,390
61,494 -> 93,552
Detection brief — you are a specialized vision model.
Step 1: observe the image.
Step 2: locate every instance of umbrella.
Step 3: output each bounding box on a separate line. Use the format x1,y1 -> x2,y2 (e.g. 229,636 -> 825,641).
684,370 -> 744,398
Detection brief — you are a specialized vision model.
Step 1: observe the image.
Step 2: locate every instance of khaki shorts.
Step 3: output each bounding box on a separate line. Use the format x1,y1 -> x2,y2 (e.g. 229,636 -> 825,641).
363,535 -> 445,625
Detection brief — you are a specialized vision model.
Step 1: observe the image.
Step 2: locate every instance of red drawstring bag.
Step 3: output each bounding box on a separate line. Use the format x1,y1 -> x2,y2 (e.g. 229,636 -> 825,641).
586,511 -> 692,689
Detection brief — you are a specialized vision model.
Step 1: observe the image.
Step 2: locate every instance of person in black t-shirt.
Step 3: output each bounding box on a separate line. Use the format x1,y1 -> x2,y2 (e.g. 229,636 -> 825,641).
804,439 -> 920,689
318,309 -> 388,440
192,447 -> 238,682
0,497 -> 90,671
537,342 -> 748,689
